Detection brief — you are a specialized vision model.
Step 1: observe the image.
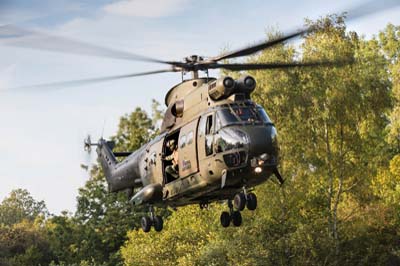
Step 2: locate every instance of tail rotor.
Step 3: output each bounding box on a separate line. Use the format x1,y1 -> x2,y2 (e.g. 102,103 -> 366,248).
84,134 -> 100,153
82,134 -> 100,172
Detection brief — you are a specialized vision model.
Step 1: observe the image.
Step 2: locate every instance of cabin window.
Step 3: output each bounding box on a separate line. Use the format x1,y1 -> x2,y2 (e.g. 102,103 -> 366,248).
198,116 -> 206,137
205,114 -> 214,156
205,115 -> 213,135
179,134 -> 187,149
215,112 -> 222,132
187,131 -> 194,145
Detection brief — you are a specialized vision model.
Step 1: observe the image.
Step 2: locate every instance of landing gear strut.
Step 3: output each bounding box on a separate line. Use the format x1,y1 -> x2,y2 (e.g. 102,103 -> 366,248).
141,206 -> 163,233
220,200 -> 242,227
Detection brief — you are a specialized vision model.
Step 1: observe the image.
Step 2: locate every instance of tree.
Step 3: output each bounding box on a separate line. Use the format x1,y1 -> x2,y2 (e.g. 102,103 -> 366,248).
46,106 -> 162,266
0,188 -> 48,226
0,190 -> 53,266
121,205 -> 219,266
111,106 -> 158,152
120,17 -> 399,266
0,219 -> 53,266
379,24 -> 400,152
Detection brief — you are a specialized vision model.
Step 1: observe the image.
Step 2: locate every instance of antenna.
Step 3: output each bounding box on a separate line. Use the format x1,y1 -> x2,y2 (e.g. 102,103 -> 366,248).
101,118 -> 107,139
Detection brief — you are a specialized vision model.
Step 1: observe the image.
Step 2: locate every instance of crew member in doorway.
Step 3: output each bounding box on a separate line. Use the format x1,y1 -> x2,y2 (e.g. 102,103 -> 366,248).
164,139 -> 179,179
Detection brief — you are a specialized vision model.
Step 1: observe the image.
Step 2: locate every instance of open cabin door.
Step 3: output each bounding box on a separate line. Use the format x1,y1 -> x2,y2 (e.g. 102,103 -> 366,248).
178,118 -> 200,178
145,139 -> 164,185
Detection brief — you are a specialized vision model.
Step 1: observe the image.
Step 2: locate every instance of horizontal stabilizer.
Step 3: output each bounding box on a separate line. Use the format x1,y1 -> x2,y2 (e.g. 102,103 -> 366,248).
113,152 -> 132,157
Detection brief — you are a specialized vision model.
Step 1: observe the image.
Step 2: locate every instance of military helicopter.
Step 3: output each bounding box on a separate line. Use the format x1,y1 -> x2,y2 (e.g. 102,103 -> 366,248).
80,44 -> 351,232
3,0 -> 399,233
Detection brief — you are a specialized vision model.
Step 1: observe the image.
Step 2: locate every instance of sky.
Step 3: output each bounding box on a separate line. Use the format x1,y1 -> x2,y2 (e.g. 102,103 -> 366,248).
0,0 -> 399,214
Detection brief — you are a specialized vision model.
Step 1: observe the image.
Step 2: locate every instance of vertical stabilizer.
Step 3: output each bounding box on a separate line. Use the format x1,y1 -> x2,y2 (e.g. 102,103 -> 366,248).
96,139 -> 118,186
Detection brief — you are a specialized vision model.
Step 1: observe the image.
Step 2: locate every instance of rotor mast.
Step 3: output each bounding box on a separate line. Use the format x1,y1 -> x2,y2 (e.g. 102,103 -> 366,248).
185,55 -> 203,79
192,70 -> 199,79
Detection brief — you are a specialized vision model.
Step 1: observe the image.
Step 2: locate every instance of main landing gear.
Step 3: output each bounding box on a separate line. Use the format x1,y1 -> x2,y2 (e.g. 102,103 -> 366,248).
220,189 -> 258,228
141,206 -> 163,233
220,200 -> 242,227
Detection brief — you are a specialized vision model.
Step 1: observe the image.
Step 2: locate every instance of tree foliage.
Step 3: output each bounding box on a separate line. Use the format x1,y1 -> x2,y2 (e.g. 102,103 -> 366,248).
44,106 -> 160,266
0,190 -> 51,266
0,188 -> 48,226
121,16 -> 400,266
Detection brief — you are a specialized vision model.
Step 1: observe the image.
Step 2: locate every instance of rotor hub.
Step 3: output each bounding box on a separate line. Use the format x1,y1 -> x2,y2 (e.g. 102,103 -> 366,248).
184,55 -> 204,64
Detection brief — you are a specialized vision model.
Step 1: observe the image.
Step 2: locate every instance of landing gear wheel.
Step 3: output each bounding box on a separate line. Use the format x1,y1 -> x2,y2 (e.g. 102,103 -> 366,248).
231,211 -> 242,227
141,216 -> 152,233
153,216 -> 164,232
246,192 -> 257,211
233,193 -> 246,211
220,211 -> 231,227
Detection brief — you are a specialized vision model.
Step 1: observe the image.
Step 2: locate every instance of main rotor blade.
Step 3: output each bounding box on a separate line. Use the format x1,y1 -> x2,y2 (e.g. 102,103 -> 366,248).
208,59 -> 353,71
345,0 -> 400,21
0,25 -> 175,65
209,0 -> 400,63
209,29 -> 308,62
4,68 -> 177,91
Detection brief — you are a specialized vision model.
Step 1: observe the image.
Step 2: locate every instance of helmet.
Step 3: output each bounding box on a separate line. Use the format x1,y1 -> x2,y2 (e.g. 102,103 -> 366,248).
167,139 -> 176,149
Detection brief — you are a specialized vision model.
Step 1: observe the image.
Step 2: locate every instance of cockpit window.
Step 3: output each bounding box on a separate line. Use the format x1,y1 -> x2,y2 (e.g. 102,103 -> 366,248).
215,128 -> 249,153
216,105 -> 261,127
231,105 -> 259,122
216,109 -> 237,129
215,103 -> 274,130
256,106 -> 272,124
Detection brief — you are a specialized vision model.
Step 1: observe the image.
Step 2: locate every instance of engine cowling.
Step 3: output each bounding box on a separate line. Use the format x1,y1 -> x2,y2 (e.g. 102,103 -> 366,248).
235,75 -> 256,95
208,76 -> 235,100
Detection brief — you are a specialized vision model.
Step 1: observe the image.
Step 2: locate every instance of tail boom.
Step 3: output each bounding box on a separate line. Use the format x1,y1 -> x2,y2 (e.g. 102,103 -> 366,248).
96,139 -> 145,192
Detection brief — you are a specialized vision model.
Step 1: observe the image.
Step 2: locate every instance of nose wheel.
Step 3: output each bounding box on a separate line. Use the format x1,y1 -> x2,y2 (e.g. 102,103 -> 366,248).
141,206 -> 164,233
233,189 -> 257,211
233,193 -> 246,211
246,192 -> 257,210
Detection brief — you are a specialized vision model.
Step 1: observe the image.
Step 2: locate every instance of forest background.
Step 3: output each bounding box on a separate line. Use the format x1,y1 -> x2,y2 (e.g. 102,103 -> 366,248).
0,16 -> 399,266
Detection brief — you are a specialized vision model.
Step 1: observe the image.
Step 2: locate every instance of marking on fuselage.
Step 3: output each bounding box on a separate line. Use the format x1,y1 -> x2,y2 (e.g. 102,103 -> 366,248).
182,159 -> 192,171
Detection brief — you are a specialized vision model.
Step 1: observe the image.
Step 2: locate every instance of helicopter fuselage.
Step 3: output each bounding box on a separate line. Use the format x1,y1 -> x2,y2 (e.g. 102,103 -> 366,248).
96,76 -> 281,208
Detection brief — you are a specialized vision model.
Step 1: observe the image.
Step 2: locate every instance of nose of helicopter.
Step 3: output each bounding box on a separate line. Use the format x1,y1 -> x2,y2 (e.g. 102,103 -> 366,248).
241,124 -> 279,165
